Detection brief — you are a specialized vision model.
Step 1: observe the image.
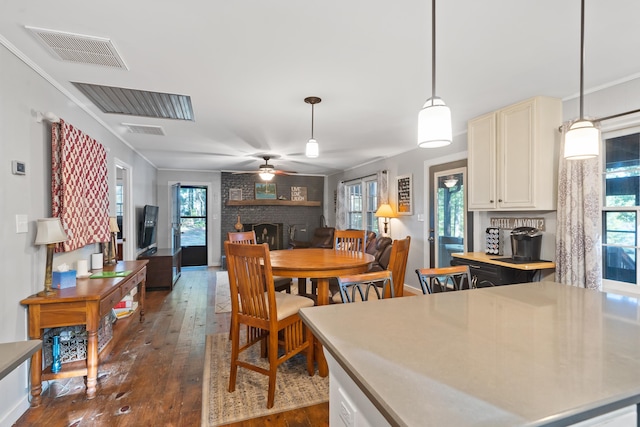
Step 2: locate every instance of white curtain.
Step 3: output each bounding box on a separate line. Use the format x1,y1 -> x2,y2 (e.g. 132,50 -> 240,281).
377,170 -> 389,205
335,181 -> 347,230
555,123 -> 602,290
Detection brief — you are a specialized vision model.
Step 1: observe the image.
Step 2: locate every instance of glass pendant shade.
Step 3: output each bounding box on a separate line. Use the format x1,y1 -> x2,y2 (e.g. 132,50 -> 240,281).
305,138 -> 319,158
564,119 -> 600,159
418,97 -> 452,148
259,171 -> 275,181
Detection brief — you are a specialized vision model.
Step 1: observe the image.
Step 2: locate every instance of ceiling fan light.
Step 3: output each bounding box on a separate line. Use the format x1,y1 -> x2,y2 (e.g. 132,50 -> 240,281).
259,171 -> 275,181
418,97 -> 452,148
306,138 -> 319,158
564,119 -> 600,159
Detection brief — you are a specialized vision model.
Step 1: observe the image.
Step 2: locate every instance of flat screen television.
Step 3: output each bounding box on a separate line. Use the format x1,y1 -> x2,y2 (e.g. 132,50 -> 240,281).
138,205 -> 159,249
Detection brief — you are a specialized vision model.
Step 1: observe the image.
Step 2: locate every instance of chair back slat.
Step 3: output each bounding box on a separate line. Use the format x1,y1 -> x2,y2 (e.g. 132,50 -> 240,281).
228,230 -> 256,244
336,270 -> 394,303
415,265 -> 472,294
386,236 -> 411,297
224,241 -> 276,322
334,229 -> 367,254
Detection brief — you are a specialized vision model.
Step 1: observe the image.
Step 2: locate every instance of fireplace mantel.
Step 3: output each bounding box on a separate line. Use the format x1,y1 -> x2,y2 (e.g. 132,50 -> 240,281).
226,200 -> 321,207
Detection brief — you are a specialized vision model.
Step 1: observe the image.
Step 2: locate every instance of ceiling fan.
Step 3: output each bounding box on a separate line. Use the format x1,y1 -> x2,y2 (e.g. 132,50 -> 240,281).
232,156 -> 296,181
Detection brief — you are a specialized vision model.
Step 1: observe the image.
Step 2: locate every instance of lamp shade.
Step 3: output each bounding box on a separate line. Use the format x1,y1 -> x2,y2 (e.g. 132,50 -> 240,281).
305,139 -> 319,158
375,203 -> 397,218
34,218 -> 68,245
418,97 -> 452,148
564,119 -> 600,159
109,216 -> 120,233
259,171 -> 275,181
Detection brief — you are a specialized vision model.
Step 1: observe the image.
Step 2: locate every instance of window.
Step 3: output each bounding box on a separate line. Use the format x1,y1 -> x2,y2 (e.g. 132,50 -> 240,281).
346,178 -> 379,233
603,130 -> 640,293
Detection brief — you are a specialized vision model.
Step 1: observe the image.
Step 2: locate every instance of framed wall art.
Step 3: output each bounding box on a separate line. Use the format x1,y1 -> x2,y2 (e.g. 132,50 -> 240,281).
255,183 -> 277,199
396,174 -> 413,215
229,188 -> 242,201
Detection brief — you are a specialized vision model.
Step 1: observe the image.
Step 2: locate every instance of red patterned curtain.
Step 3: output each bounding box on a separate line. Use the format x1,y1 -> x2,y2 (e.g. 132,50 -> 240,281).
52,119 -> 110,252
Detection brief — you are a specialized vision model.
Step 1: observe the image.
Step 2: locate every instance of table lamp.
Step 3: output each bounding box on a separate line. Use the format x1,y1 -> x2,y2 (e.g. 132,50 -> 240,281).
375,204 -> 398,236
35,218 -> 68,296
105,217 -> 120,265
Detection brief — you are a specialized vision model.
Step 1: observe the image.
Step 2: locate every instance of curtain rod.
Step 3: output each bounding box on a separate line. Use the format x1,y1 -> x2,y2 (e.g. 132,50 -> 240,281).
559,107 -> 640,132
341,170 -> 385,184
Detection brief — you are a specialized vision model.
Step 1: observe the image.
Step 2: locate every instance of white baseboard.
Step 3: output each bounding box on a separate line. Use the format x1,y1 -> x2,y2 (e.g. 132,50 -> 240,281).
0,395 -> 30,427
403,284 -> 422,296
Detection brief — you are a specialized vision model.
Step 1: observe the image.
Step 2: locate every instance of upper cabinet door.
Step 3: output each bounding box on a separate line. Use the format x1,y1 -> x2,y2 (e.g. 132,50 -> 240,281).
467,96 -> 561,211
468,112 -> 497,209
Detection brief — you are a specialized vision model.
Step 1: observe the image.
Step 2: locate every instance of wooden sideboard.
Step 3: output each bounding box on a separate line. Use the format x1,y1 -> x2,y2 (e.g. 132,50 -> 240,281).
20,260 -> 147,406
137,247 -> 181,290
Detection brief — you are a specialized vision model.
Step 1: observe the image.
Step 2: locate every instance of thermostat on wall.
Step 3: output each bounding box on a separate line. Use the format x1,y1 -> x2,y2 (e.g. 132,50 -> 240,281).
12,160 -> 26,175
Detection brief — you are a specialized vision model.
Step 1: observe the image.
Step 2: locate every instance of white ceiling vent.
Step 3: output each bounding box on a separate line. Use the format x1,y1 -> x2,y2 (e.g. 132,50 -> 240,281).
26,26 -> 128,69
122,123 -> 165,136
71,82 -> 194,120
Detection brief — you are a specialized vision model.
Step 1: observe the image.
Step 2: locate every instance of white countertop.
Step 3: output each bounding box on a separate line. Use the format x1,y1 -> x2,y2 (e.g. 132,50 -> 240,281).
299,282 -> 640,426
0,340 -> 42,380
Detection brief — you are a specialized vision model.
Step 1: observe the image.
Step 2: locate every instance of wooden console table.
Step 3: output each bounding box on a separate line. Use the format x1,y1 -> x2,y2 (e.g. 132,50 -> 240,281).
20,260 -> 147,407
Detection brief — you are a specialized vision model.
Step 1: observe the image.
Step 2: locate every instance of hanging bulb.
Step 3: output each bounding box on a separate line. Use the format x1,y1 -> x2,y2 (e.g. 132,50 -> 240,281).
418,97 -> 452,148
564,120 -> 600,159
418,0 -> 452,148
305,138 -> 319,158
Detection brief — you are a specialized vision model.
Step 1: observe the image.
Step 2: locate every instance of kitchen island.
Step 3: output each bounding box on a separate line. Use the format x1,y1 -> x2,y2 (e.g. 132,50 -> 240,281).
299,282 -> 640,426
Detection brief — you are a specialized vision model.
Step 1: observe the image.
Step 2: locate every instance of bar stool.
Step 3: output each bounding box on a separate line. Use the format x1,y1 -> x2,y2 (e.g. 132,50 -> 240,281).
415,265 -> 472,294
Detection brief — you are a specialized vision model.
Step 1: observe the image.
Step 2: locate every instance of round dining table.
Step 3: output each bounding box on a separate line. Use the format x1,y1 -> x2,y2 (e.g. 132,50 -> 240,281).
269,248 -> 374,376
269,248 -> 374,306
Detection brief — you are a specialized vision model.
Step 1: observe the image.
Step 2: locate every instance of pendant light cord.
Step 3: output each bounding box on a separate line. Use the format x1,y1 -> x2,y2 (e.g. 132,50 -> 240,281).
311,103 -> 315,139
579,0 -> 585,120
431,0 -> 436,98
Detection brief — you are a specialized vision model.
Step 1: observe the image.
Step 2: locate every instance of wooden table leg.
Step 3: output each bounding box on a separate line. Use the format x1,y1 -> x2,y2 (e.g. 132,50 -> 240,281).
316,278 -> 329,306
29,349 -> 42,407
85,305 -> 99,400
312,277 -> 330,376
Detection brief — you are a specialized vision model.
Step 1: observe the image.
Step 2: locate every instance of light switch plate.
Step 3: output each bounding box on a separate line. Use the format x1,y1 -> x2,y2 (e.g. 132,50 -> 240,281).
12,160 -> 26,175
16,214 -> 28,233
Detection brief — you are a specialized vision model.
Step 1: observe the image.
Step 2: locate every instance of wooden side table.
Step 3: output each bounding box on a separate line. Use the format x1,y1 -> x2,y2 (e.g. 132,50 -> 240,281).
20,260 -> 147,406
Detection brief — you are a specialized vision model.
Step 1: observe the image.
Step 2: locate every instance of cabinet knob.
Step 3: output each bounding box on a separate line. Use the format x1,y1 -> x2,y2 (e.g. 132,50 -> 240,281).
489,200 -> 494,203
498,199 -> 502,202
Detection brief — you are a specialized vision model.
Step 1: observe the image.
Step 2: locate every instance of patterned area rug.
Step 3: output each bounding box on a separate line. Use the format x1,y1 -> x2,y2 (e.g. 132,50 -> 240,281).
215,271 -> 300,313
201,333 -> 329,426
214,272 -> 231,313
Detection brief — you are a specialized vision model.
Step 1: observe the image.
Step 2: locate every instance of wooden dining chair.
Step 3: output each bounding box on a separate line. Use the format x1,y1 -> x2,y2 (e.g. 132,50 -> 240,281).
384,236 -> 411,298
224,241 -> 315,408
227,231 -> 291,294
334,270 -> 394,303
415,265 -> 473,294
334,229 -> 367,253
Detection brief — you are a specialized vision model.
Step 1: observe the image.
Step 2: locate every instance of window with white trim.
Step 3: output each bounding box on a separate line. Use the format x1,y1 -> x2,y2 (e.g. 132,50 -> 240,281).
346,178 -> 379,233
602,128 -> 640,295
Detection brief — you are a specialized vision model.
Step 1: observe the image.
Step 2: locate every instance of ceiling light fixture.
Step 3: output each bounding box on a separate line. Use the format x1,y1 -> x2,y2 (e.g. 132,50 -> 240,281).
259,171 -> 275,181
305,96 -> 321,158
418,0 -> 452,148
443,177 -> 458,188
564,0 -> 600,159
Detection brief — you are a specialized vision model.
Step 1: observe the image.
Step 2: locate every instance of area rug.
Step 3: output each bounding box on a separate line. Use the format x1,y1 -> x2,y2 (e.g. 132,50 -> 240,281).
201,332 -> 329,426
215,271 -> 300,313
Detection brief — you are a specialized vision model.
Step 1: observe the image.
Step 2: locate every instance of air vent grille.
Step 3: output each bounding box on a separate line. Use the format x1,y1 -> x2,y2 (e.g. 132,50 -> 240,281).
26,26 -> 128,69
72,82 -> 194,121
122,123 -> 165,136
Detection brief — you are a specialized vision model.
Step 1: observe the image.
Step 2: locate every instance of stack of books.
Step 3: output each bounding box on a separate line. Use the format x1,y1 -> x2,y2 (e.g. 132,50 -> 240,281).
112,288 -> 138,319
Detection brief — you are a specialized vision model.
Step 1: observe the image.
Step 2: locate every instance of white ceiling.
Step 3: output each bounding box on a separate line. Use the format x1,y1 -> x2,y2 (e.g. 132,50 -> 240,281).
2,1 -> 640,176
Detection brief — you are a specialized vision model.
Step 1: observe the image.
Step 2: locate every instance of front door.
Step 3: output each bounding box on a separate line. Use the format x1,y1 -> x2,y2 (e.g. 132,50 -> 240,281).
429,160 -> 472,267
180,185 -> 207,266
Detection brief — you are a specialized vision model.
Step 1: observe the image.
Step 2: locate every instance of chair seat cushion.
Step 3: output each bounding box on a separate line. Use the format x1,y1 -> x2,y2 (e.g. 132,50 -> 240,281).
270,292 -> 315,320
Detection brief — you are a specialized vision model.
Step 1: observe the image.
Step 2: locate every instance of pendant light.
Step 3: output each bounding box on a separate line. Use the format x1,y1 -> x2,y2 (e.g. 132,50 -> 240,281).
418,0 -> 452,148
564,0 -> 600,159
305,96 -> 321,158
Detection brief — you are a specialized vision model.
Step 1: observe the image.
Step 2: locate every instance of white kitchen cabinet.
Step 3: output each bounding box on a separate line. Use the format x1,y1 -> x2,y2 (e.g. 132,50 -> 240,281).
468,96 -> 562,210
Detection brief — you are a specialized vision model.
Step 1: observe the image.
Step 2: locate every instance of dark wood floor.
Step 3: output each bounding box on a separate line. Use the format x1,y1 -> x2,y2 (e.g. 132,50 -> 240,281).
14,267 -> 329,427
